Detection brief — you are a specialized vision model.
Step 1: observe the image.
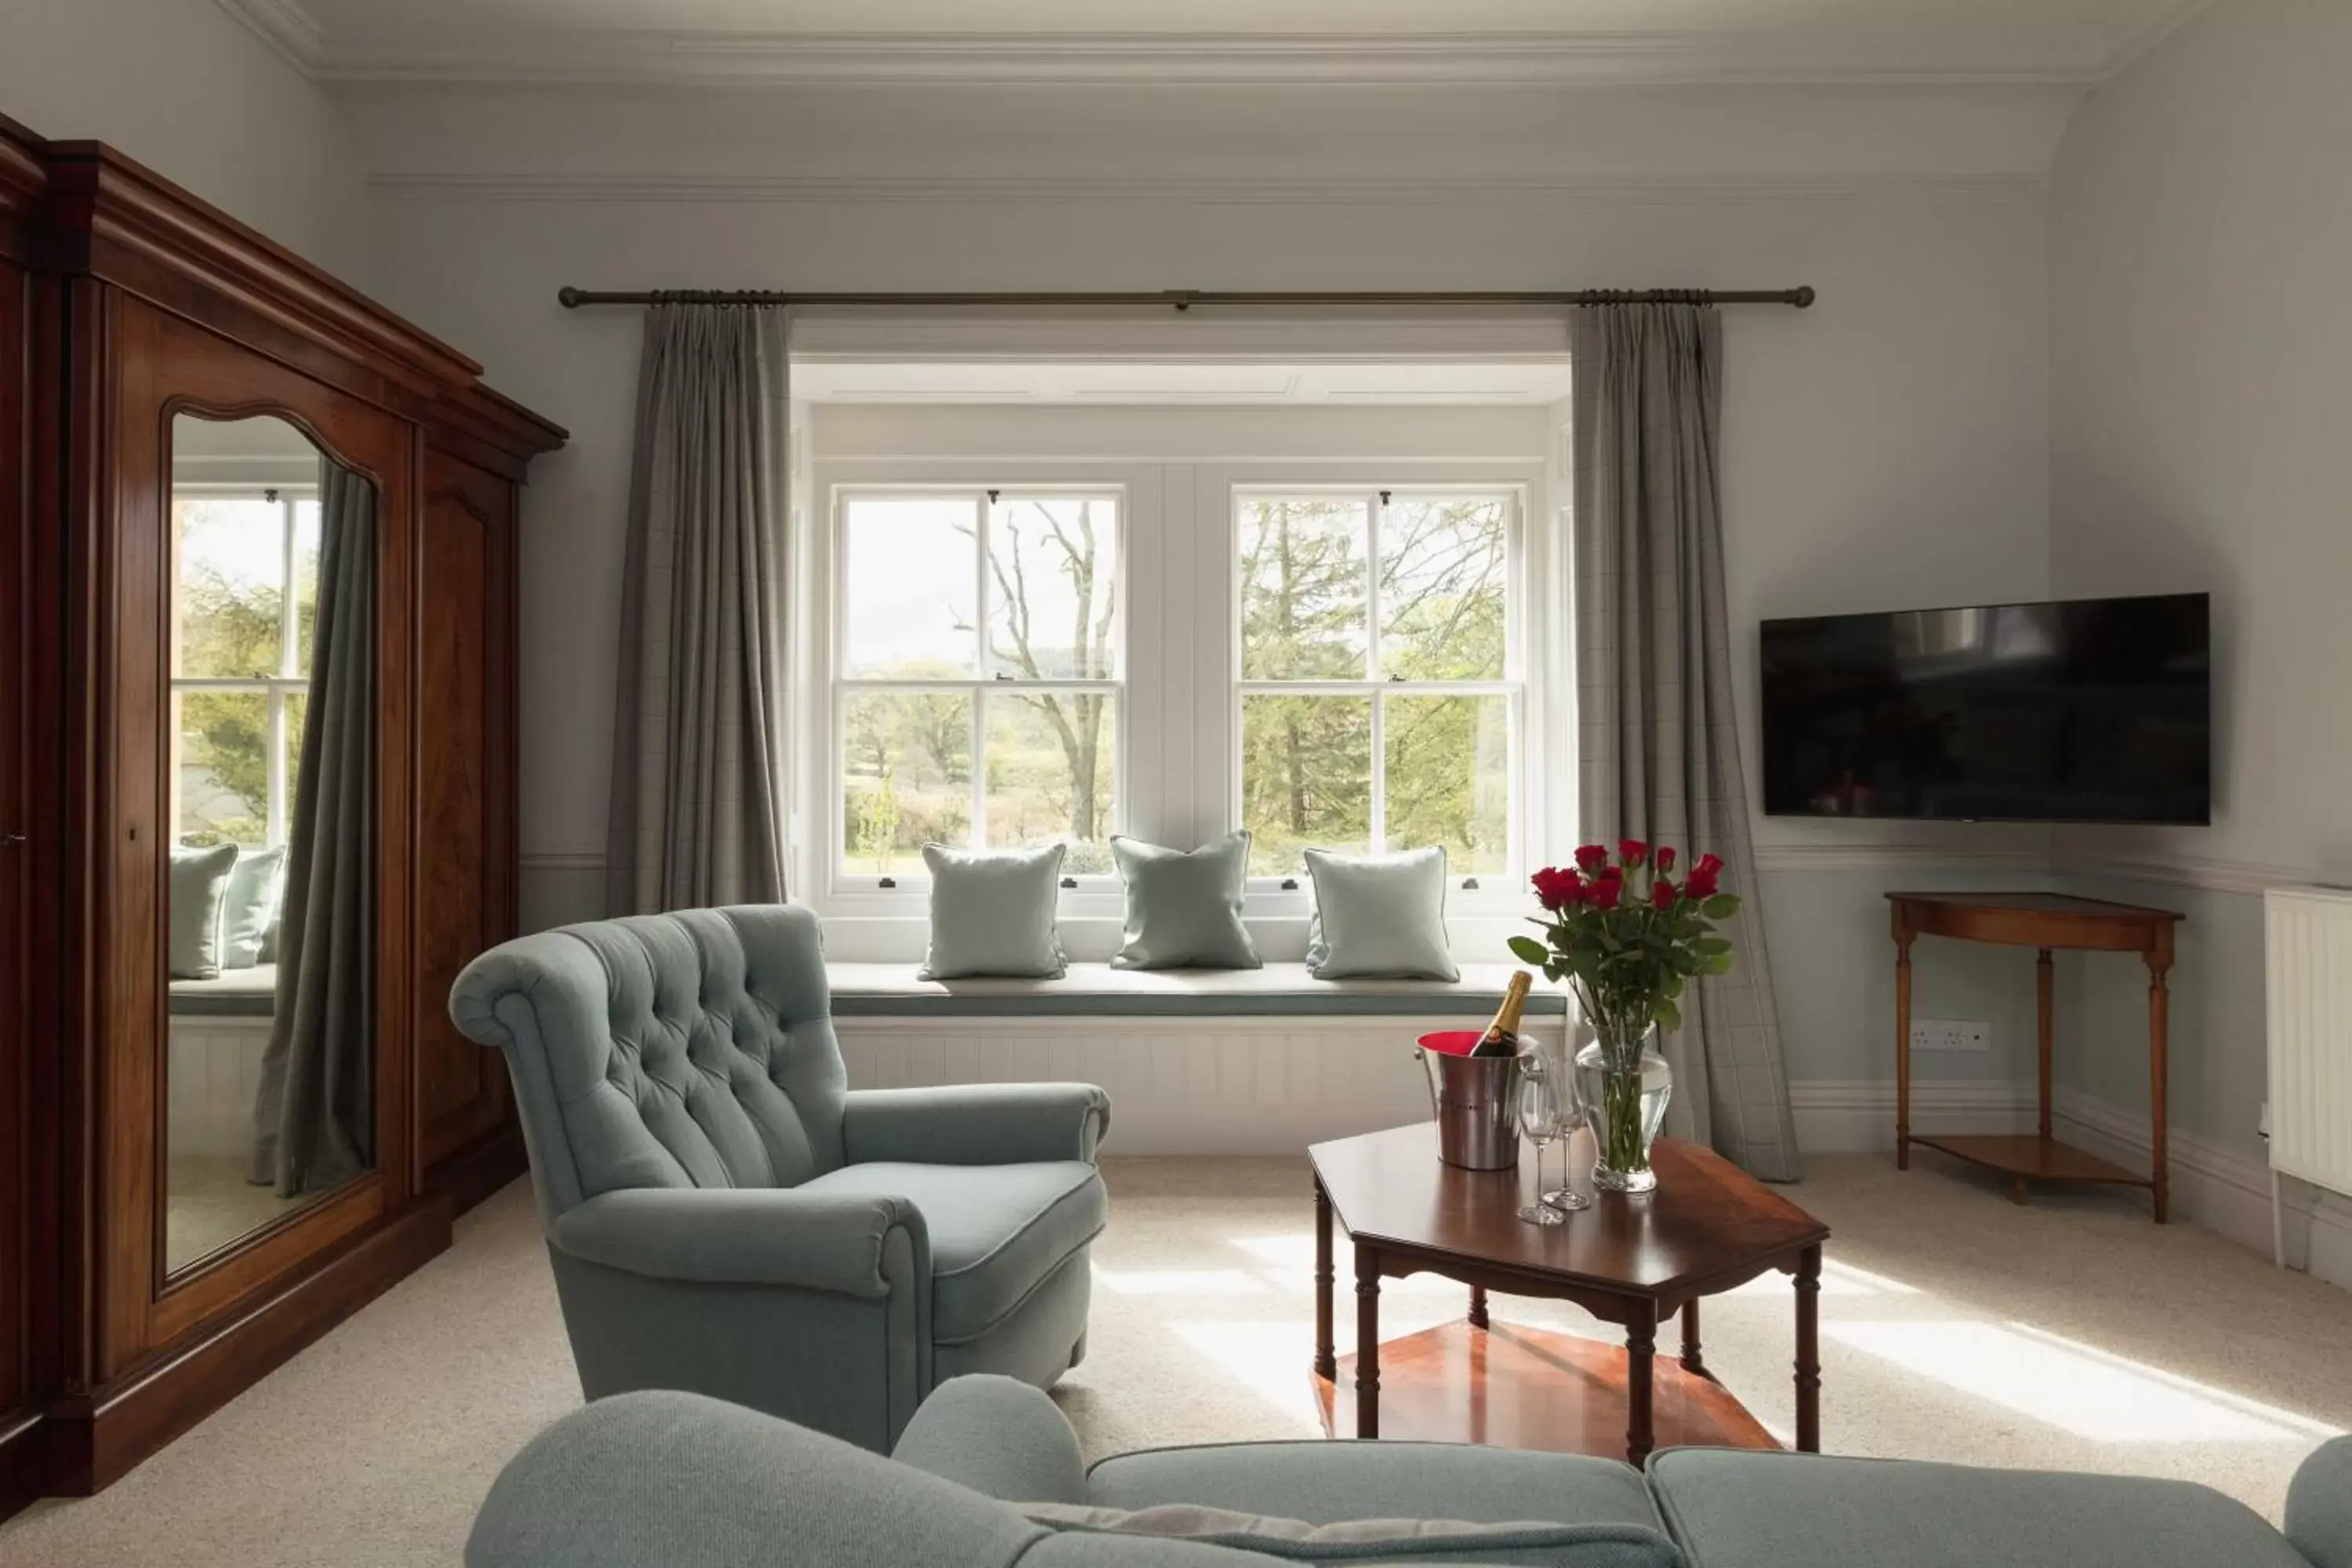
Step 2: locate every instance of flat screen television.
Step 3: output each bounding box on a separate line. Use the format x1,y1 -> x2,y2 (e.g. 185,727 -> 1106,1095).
1759,592 -> 2211,825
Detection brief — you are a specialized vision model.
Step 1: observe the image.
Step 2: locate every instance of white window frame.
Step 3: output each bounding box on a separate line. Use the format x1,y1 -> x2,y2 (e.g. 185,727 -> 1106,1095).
169,481 -> 317,848
822,480 -> 1131,902
1229,483 -> 1529,896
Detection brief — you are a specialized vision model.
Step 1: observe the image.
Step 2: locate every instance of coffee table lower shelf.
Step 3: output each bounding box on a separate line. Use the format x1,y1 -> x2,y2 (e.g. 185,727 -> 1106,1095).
1313,1320 -> 1780,1459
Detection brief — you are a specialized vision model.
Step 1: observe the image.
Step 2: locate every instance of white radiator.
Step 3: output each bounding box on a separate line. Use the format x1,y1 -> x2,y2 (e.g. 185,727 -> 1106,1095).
2264,886 -> 2352,1263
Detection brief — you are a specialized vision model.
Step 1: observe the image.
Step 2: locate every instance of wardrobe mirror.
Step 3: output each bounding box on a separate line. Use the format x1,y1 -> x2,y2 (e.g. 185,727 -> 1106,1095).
165,411 -> 378,1276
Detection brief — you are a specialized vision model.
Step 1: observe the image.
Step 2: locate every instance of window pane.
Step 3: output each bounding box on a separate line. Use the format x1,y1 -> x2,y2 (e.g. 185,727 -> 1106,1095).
989,496 -> 1118,680
177,689 -> 271,846
175,496 -> 285,679
841,691 -> 972,875
985,691 -> 1116,873
292,496 -> 322,677
284,690 -> 309,795
1240,695 -> 1370,873
843,497 -> 979,678
1380,496 -> 1508,681
1384,695 -> 1510,874
1238,498 -> 1368,680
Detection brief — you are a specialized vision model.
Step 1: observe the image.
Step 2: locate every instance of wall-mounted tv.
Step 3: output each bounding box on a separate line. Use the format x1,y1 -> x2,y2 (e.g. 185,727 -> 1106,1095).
1759,593 -> 2210,825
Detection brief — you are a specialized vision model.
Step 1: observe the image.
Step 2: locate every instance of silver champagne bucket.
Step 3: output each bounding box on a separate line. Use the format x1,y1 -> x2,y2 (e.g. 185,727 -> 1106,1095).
1417,1035 -> 1523,1171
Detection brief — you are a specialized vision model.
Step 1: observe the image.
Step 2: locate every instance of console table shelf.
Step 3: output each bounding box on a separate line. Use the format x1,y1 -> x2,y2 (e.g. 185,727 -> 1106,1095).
1886,893 -> 2183,1222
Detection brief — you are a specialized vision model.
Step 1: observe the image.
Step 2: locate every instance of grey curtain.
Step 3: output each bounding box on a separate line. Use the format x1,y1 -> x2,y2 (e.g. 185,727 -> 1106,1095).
1571,304 -> 1801,1181
605,303 -> 789,914
252,458 -> 376,1196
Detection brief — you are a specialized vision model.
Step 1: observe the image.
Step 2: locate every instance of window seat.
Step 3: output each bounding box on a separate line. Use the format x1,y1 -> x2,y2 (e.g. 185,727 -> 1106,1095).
826,961 -> 1565,1020
168,964 -> 279,1018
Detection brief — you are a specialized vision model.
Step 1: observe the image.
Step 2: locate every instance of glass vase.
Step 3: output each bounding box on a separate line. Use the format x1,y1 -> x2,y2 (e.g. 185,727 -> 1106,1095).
1575,1022 -> 1672,1194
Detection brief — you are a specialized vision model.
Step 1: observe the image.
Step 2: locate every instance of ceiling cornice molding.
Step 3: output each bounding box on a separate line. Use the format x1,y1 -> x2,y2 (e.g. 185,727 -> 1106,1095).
210,0 -> 328,73
312,27 -> 2122,88
368,170 -> 2049,208
2096,0 -> 2219,80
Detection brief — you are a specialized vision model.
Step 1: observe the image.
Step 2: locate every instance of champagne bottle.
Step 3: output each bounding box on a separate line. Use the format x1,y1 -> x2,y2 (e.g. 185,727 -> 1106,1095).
1469,971 -> 1534,1058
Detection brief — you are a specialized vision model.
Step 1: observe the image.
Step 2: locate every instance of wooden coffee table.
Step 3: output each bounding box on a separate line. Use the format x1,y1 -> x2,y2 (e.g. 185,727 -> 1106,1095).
1308,1122 -> 1828,1465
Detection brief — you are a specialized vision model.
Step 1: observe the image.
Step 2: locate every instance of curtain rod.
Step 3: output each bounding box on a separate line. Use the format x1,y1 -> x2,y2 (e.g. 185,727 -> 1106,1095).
555,286 -> 1815,311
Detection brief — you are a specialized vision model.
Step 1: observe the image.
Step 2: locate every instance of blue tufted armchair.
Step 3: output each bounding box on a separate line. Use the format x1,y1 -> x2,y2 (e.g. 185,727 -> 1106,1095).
448,904 -> 1111,1452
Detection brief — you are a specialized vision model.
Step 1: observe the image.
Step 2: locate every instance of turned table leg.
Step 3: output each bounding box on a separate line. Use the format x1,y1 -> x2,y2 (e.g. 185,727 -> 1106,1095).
1625,1300 -> 1657,1466
1795,1244 -> 1822,1453
1313,1179 -> 1336,1380
1468,1286 -> 1490,1330
1894,931 -> 1915,1170
1679,1298 -> 1708,1378
2148,952 -> 2172,1225
1355,1245 -> 1381,1439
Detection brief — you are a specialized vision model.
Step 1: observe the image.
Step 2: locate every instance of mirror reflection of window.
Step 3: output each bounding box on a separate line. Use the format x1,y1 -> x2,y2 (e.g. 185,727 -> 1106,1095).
164,412 -> 373,1276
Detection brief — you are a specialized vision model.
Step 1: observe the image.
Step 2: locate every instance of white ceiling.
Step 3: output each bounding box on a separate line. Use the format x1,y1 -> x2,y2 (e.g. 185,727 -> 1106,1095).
234,0 -> 2212,83
793,359 -> 1578,406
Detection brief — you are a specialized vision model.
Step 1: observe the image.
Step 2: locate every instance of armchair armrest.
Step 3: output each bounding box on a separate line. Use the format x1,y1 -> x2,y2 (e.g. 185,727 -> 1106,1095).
891,1374 -> 1087,1505
842,1083 -> 1111,1166
554,1188 -> 929,1297
2289,1436 -> 2352,1568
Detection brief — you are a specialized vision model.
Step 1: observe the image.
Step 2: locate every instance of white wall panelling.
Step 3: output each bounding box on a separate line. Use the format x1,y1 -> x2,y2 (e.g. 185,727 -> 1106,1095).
837,1014 -> 1567,1157
166,1019 -> 274,1160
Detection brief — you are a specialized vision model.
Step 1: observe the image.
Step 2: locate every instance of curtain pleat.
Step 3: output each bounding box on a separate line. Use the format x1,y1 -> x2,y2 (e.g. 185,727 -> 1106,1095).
1572,303 -> 1802,1181
251,458 -> 377,1196
605,303 -> 790,914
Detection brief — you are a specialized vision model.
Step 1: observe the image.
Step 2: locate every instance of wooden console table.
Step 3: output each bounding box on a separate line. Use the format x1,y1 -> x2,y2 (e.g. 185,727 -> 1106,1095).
1887,892 -> 2183,1222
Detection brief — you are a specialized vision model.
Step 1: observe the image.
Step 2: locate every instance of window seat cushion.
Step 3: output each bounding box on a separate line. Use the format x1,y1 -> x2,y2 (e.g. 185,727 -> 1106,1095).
826,961 -> 1566,1019
168,962 -> 279,1018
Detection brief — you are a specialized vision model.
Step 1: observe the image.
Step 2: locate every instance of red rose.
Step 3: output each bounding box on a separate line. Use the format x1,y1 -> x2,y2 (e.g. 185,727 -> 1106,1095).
1530,867 -> 1586,911
1574,844 -> 1609,873
1589,873 -> 1624,911
1654,847 -> 1677,874
1618,839 -> 1649,866
1650,879 -> 1679,909
1686,853 -> 1724,899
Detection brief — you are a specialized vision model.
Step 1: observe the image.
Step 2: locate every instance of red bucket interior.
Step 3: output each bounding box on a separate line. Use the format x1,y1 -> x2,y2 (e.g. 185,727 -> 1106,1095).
1417,1030 -> 1484,1057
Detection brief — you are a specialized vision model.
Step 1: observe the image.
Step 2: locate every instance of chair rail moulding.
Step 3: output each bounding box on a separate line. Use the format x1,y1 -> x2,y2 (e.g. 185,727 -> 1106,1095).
0,124 -> 563,1515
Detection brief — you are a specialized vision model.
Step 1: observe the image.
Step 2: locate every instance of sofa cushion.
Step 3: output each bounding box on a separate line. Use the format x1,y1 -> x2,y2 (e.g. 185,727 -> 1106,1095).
798,1160 -> 1106,1342
1026,1501 -> 1680,1567
1646,1448 -> 2311,1568
1090,1441 -> 1666,1541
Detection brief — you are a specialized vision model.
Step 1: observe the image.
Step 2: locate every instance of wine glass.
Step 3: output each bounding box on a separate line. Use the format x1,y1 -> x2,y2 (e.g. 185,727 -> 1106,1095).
1516,1058 -> 1569,1226
1543,1065 -> 1595,1214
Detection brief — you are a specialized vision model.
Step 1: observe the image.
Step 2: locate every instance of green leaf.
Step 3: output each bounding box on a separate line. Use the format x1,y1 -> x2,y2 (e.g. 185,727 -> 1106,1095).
1706,952 -> 1734,975
1654,996 -> 1682,1031
1544,961 -> 1564,983
1507,935 -> 1551,966
1702,895 -> 1740,920
1696,935 -> 1733,956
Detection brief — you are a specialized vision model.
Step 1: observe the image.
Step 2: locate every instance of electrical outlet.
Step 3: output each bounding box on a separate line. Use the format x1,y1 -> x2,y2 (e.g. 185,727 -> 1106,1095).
1910,1018 -> 1992,1054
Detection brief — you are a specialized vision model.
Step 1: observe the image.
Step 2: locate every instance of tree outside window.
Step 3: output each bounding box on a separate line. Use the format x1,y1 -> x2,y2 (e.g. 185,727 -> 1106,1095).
1237,491 -> 1516,878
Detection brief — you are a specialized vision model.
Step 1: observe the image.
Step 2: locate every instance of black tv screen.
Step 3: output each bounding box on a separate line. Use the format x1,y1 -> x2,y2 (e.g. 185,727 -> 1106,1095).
1760,593 -> 2210,825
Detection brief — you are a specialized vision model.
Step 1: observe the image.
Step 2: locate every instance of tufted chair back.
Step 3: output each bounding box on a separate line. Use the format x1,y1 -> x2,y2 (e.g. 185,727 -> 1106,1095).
450,905 -> 848,1226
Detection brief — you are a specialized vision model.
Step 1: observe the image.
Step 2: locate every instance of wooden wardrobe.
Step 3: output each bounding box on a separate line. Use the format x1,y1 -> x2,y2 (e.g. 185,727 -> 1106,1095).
0,120 -> 563,1512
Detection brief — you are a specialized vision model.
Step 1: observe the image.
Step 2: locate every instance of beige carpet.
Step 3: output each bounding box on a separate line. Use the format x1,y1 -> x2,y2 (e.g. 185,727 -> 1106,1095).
5,1153 -> 2350,1566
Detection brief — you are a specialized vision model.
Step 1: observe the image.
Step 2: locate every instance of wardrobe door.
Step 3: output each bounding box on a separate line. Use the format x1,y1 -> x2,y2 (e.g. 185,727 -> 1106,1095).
0,122 -> 36,1519
415,447 -> 517,1196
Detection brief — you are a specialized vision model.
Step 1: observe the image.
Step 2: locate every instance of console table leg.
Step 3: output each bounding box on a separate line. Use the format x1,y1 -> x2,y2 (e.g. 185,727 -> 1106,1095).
1626,1301 -> 1657,1466
1679,1298 -> 1708,1378
2037,948 -> 2055,1143
1894,931 -> 1915,1170
1355,1247 -> 1381,1439
1795,1245 -> 1822,1454
1313,1179 -> 1337,1381
1468,1285 -> 1489,1330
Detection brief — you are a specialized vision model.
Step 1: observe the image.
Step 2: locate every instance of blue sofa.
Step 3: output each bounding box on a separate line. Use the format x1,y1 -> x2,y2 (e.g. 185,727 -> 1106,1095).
449,905 -> 1111,1452
467,1375 -> 2352,1568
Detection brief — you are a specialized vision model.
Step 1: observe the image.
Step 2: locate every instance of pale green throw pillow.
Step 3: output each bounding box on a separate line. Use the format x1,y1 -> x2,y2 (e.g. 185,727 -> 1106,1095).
217,844 -> 287,971
169,843 -> 241,981
1304,845 -> 1460,981
1109,831 -> 1261,971
920,843 -> 1067,980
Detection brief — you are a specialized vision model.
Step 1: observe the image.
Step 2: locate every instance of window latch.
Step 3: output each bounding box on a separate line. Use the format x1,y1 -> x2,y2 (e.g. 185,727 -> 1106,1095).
879,876 -> 898,889
1059,877 -> 1078,889
1462,877 -> 1481,891
1279,877 -> 1299,891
